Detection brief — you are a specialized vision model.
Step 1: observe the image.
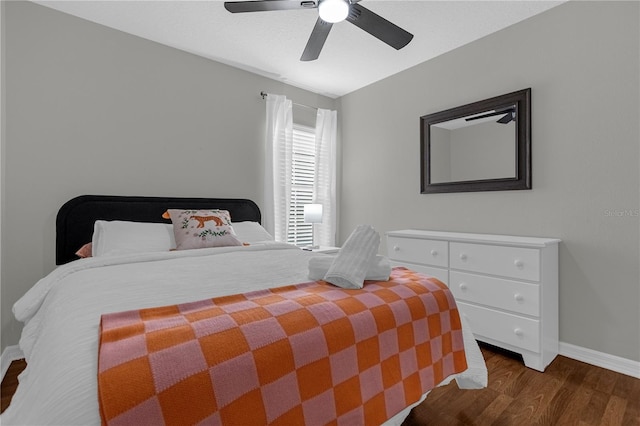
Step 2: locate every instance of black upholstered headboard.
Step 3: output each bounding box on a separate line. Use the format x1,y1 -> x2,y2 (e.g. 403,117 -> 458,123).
56,195 -> 261,265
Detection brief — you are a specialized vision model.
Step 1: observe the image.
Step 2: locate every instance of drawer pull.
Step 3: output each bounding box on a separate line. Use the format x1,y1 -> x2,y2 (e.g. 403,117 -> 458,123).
514,328 -> 524,337
459,253 -> 468,262
514,259 -> 524,268
514,293 -> 524,302
430,249 -> 438,257
459,283 -> 468,291
393,245 -> 400,252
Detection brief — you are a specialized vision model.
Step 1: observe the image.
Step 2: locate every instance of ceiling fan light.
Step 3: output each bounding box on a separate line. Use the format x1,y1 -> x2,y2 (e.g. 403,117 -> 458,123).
318,0 -> 349,23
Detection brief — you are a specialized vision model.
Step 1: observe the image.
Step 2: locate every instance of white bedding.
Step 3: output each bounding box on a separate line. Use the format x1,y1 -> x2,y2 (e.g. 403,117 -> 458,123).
2,242 -> 486,425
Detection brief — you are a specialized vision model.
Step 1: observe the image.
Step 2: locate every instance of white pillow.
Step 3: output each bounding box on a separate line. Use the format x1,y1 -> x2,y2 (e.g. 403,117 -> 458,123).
91,220 -> 272,257
92,220 -> 176,257
231,222 -> 274,243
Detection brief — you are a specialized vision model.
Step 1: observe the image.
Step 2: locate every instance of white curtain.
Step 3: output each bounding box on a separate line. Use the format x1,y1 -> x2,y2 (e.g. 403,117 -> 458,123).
263,94 -> 293,241
314,108 -> 338,246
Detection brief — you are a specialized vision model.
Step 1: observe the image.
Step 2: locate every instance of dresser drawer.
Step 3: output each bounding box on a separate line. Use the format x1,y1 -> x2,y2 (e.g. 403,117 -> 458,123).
450,242 -> 540,281
450,271 -> 539,316
458,302 -> 540,353
387,236 -> 448,268
390,261 -> 449,286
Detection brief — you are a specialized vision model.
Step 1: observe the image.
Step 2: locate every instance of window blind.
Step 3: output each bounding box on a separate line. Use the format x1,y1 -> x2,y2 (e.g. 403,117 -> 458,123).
287,124 -> 316,246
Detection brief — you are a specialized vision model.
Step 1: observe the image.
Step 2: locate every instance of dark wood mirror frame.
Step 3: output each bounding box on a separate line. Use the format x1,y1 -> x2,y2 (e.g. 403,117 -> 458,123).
420,88 -> 531,194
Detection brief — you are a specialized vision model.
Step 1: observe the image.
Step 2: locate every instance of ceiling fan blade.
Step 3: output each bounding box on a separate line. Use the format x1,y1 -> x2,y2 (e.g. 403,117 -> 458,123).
346,4 -> 413,50
301,18 -> 333,61
466,107 -> 514,122
465,111 -> 505,121
496,112 -> 514,124
224,0 -> 317,13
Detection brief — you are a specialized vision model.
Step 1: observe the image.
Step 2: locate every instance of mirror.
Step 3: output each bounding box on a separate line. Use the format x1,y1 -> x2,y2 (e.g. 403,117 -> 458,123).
420,88 -> 531,193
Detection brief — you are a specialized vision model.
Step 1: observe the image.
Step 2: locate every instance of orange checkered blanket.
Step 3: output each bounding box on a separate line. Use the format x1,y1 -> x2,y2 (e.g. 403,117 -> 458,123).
98,267 -> 467,425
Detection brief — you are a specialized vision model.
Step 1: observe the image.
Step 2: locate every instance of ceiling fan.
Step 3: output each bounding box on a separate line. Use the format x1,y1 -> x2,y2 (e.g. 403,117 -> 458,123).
223,0 -> 414,61
465,107 -> 516,124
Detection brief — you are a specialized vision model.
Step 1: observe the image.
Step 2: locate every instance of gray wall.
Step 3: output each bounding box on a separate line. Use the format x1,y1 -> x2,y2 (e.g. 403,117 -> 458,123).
431,120 -> 516,183
429,126 -> 451,183
0,1 -> 336,350
449,121 -> 515,182
338,1 -> 639,362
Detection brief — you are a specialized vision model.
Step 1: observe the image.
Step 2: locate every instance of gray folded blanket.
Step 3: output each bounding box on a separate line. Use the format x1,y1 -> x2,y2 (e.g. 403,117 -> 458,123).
323,224 -> 380,289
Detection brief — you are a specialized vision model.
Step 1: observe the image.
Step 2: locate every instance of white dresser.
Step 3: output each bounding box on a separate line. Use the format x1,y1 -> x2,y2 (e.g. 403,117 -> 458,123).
386,229 -> 560,372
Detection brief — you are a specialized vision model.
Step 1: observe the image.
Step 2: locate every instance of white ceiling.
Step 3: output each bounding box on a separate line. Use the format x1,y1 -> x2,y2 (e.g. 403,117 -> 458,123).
34,0 -> 564,98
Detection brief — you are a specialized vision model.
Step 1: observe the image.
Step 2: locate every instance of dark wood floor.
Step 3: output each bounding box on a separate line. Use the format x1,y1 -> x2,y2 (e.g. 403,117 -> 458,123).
404,344 -> 640,425
2,344 -> 639,424
1,357 -> 26,414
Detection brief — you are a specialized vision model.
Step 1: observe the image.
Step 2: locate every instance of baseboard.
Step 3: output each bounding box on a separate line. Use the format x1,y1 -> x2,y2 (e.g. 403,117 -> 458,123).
560,342 -> 640,379
1,345 -> 24,382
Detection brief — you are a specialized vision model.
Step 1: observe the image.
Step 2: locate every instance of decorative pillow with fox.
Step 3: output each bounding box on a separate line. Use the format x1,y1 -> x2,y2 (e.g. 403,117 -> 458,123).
166,209 -> 242,250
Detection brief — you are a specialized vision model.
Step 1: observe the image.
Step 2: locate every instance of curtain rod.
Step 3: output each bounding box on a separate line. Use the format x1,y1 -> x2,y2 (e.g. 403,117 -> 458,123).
260,91 -> 318,111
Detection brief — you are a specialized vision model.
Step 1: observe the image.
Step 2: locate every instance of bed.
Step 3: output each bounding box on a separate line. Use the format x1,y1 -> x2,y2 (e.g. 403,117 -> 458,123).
2,195 -> 487,426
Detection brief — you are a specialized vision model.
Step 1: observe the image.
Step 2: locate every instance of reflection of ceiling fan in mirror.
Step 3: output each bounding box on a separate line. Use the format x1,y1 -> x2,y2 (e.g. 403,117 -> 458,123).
465,107 -> 516,124
223,0 -> 414,61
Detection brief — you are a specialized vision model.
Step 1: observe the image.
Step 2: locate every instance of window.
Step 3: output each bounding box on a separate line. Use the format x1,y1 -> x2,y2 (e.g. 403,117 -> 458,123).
287,124 -> 316,246
264,95 -> 335,246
